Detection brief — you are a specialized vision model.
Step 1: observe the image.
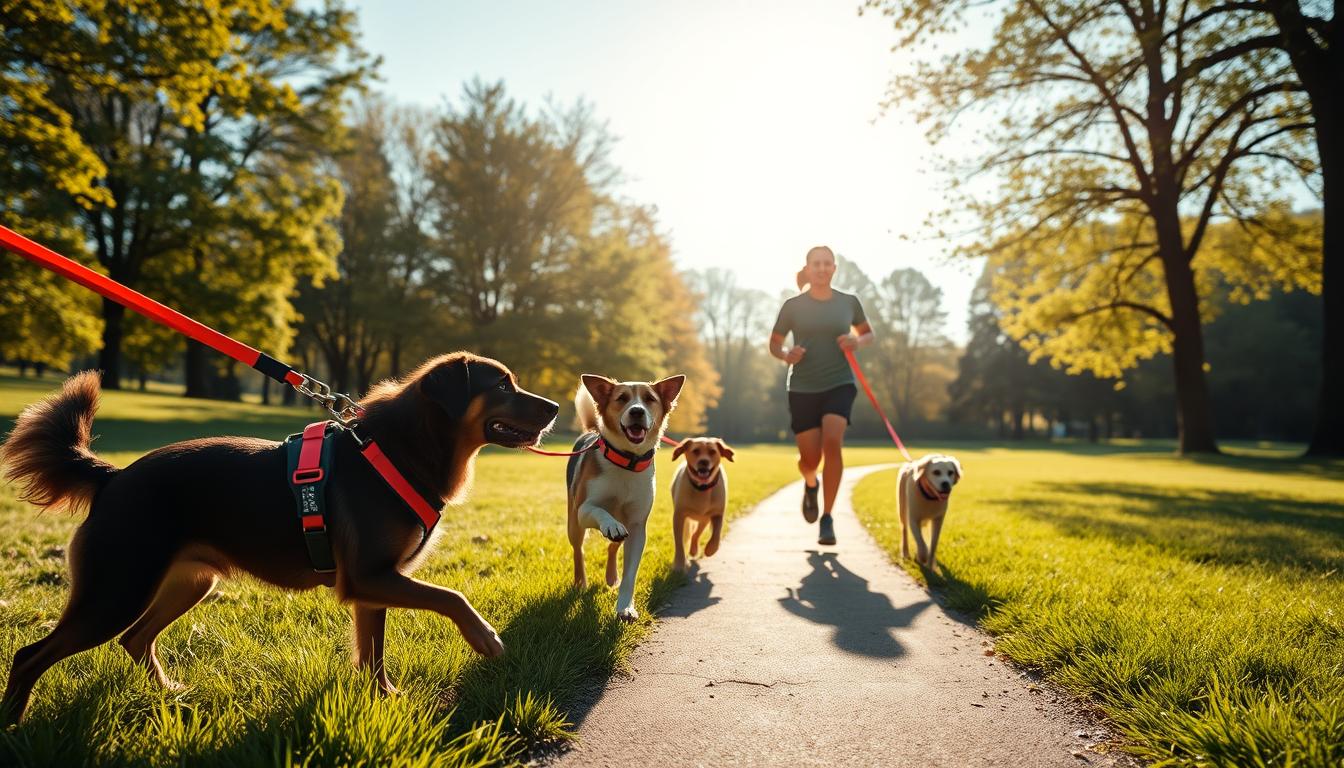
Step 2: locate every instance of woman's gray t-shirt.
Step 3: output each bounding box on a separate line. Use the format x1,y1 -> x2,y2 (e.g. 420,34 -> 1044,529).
772,290 -> 868,393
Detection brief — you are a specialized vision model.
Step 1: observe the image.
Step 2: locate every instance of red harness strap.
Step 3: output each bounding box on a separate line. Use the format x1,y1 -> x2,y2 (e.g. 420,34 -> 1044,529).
358,439 -> 442,533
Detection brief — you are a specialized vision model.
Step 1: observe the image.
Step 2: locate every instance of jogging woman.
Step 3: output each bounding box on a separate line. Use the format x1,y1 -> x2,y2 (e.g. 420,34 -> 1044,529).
767,245 -> 874,545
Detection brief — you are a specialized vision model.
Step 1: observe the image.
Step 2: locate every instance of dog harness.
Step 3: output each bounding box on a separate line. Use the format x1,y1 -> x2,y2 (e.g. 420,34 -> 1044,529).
286,420 -> 444,573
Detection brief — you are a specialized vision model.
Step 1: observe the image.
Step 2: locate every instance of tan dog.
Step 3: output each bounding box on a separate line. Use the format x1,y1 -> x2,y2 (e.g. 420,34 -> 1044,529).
566,373 -> 685,621
897,454 -> 963,571
670,437 -> 734,573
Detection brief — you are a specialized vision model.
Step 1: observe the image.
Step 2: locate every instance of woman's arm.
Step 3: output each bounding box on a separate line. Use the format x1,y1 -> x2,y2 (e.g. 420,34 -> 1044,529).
837,321 -> 874,351
769,332 -> 805,364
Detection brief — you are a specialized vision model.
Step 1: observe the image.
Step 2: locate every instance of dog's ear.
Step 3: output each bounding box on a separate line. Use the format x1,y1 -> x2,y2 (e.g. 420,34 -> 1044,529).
914,454 -> 934,479
652,374 -> 686,411
581,374 -> 617,404
672,438 -> 690,460
420,357 -> 473,418
949,457 -> 963,480
715,439 -> 735,462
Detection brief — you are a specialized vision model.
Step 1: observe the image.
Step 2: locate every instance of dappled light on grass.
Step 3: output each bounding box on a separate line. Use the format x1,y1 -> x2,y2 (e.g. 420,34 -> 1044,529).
853,447 -> 1344,766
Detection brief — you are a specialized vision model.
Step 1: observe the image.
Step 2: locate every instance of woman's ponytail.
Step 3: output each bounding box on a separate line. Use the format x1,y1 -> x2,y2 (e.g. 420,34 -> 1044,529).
796,268 -> 809,291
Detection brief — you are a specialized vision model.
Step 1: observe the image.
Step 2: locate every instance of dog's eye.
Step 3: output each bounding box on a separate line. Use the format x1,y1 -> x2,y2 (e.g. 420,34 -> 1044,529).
616,393 -> 630,404
496,379 -> 512,392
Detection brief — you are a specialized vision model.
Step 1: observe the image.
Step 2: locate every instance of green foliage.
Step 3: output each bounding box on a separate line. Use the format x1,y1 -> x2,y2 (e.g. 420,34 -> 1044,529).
853,447 -> 1344,766
863,0 -> 1319,451
0,0 -> 366,385
0,216 -> 101,367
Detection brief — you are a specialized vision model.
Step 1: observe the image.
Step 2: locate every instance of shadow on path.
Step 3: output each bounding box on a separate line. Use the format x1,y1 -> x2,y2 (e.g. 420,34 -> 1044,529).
777,550 -> 931,658
657,562 -> 721,619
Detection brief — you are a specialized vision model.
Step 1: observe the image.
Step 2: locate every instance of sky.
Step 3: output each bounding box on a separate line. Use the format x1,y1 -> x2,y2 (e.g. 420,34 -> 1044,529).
351,1 -> 979,342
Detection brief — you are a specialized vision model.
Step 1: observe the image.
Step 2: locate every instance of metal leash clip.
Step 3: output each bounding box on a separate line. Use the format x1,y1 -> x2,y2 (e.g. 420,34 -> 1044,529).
295,374 -> 364,426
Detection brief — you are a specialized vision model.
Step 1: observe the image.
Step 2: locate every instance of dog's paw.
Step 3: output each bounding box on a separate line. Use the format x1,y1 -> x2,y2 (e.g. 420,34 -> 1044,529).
599,520 -> 628,542
375,676 -> 401,697
688,540 -> 700,557
605,571 -> 619,588
463,623 -> 505,658
672,559 -> 688,574
704,539 -> 719,557
616,605 -> 639,623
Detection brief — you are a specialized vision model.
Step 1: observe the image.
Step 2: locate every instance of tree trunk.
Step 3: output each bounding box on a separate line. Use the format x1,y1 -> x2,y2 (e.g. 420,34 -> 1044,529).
1156,213 -> 1220,454
185,339 -> 211,398
97,298 -> 125,389
1307,104 -> 1344,455
1164,259 -> 1220,453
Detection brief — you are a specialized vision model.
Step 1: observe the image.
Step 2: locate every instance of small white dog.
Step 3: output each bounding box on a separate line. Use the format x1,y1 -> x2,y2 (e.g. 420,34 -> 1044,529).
566,373 -> 685,621
897,454 -> 963,571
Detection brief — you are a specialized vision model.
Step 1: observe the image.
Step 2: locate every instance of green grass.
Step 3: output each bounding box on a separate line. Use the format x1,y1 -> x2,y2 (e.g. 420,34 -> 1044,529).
0,371 -> 875,767
852,446 -> 1344,767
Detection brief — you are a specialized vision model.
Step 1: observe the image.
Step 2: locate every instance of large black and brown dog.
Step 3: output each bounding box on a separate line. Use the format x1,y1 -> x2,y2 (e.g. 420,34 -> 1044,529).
0,352 -> 558,724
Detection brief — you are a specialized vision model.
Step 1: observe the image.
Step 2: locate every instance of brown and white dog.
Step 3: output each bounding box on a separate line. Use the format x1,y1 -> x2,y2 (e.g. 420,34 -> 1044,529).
669,437 -> 734,573
0,353 -> 558,724
566,373 -> 684,621
897,454 -> 963,571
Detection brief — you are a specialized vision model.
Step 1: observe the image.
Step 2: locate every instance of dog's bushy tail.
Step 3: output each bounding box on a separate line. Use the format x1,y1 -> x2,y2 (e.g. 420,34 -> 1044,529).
1,371 -> 119,515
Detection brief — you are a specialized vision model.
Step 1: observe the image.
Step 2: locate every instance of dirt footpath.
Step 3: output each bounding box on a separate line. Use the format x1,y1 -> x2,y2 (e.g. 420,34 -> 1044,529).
543,464 -> 1135,768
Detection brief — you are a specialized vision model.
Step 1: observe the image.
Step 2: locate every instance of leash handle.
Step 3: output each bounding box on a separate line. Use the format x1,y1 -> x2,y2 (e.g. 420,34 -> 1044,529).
844,347 -> 914,462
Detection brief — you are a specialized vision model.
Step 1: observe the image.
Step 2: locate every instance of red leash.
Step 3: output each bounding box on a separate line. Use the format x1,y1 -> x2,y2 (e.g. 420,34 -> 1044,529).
525,433 -> 678,457
844,347 -> 914,462
0,225 -> 309,391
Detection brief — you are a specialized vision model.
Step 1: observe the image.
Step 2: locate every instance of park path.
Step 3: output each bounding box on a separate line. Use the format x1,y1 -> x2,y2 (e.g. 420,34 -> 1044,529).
544,464 -> 1134,768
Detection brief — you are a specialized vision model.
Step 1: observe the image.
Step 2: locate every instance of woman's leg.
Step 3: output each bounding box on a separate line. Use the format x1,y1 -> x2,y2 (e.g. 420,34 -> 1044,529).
795,428 -> 822,486
819,414 -> 848,516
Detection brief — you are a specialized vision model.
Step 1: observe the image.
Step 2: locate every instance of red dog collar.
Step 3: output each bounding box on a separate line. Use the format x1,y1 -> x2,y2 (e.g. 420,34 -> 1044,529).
917,474 -> 949,502
597,437 -> 655,473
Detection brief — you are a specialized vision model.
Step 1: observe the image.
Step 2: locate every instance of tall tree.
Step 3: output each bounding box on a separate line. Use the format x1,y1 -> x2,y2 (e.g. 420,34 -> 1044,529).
866,0 -> 1316,453
1174,1 -> 1341,454
0,1 -> 366,388
427,80 -> 612,358
871,268 -> 950,424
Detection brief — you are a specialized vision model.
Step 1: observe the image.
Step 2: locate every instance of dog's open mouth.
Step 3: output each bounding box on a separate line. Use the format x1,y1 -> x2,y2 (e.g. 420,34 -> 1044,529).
621,424 -> 647,444
487,419 -> 540,447
690,466 -> 714,482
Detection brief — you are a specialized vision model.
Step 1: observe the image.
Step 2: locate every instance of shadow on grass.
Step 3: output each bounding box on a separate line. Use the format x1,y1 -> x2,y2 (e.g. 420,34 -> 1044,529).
1020,482 -> 1344,572
777,550 -> 931,658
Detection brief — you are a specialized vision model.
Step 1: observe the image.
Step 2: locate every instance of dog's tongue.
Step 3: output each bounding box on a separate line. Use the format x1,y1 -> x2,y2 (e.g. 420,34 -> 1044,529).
624,425 -> 647,443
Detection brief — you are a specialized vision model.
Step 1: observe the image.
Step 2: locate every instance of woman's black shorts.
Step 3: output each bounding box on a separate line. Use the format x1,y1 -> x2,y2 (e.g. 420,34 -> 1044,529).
787,384 -> 858,434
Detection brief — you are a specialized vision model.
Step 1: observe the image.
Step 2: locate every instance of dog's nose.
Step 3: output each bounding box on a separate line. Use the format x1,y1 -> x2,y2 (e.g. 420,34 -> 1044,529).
940,481 -> 952,492
628,406 -> 645,419
539,397 -> 559,420
526,393 -> 560,422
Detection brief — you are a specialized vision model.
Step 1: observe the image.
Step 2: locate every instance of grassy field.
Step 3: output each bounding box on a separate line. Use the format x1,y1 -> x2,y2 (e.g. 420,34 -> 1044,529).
852,446 -> 1344,767
0,371 -> 896,766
